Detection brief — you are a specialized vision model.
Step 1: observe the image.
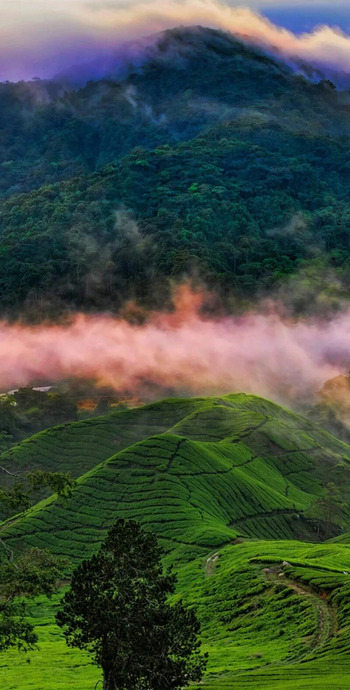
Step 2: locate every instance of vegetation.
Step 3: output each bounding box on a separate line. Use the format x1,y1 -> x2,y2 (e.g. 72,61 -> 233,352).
0,548 -> 63,653
1,394 -> 350,686
57,519 -> 207,690
0,387 -> 78,452
0,467 -> 68,656
0,408 -> 75,655
0,468 -> 75,517
1,28 -> 350,314
5,393 -> 350,560
3,24 -> 350,689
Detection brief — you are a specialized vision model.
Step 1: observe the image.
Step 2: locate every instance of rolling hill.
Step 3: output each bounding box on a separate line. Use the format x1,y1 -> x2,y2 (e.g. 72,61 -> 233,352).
3,393 -> 350,553
2,394 -> 350,687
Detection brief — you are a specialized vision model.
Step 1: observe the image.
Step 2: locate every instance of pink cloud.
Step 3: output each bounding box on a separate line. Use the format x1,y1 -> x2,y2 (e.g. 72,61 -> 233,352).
2,2 -> 350,80
0,286 -> 347,405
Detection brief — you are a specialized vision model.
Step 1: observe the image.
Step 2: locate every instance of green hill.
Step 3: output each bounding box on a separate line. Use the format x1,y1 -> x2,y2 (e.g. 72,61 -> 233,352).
3,393 -> 350,554
2,394 -> 350,687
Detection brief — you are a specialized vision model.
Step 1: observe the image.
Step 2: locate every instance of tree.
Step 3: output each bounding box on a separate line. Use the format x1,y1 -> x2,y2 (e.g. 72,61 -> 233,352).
0,467 -> 76,517
0,548 -> 63,653
0,465 -> 74,652
56,519 -> 207,690
313,482 -> 345,539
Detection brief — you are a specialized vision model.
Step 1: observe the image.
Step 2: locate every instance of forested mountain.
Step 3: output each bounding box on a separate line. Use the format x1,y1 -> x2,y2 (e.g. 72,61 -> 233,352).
1,26 -> 343,199
1,26 -> 350,315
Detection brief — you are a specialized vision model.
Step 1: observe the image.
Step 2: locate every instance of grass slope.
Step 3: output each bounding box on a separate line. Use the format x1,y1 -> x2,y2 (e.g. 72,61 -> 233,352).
3,393 -> 350,551
3,540 -> 350,689
2,393 -> 350,687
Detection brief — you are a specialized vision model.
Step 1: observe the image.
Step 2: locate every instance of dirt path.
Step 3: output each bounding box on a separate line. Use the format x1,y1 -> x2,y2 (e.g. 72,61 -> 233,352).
203,545 -> 337,665
264,566 -> 337,657
205,551 -> 220,576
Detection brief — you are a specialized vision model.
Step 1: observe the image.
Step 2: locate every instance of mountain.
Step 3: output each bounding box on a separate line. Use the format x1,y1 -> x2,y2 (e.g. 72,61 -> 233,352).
0,27 -> 300,199
1,27 -> 350,314
2,394 -> 350,687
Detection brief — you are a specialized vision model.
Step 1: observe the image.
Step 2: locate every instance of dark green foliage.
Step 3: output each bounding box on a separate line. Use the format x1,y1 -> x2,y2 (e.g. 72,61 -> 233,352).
56,519 -> 207,689
0,28 -> 314,199
13,388 -> 78,427
0,548 -> 63,653
2,29 -> 350,313
0,429 -> 74,654
311,482 -> 346,539
0,387 -> 78,451
0,466 -> 76,519
0,412 -> 75,651
4,395 -> 350,686
0,443 -> 73,655
0,481 -> 31,513
26,470 -> 76,500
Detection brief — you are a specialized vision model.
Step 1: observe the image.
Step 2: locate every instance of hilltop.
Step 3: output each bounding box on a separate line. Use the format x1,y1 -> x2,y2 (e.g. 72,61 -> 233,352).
3,394 -> 350,687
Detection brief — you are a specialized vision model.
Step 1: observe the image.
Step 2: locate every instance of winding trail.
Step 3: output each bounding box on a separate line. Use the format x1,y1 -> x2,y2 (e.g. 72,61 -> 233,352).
204,545 -> 338,665
264,566 -> 337,658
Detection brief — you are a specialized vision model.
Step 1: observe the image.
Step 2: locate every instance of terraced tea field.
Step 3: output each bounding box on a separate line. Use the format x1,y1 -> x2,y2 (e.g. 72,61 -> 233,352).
2,394 -> 350,688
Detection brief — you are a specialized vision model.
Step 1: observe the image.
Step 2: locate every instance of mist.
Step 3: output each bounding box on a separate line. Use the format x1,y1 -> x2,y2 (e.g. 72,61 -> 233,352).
0,285 -> 348,407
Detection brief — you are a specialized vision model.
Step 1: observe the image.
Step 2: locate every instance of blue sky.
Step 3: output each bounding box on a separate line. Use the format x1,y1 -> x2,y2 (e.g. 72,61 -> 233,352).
262,3 -> 350,33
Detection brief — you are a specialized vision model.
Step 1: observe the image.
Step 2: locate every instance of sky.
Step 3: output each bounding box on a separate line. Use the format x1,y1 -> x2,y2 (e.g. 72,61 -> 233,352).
262,3 -> 350,33
1,1 -> 350,80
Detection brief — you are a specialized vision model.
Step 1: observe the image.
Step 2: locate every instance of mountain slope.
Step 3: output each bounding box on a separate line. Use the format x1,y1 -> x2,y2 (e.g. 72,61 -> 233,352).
3,393 -> 350,559
0,26 -> 344,200
4,538 -> 350,688
3,113 -> 350,313
2,28 -> 350,313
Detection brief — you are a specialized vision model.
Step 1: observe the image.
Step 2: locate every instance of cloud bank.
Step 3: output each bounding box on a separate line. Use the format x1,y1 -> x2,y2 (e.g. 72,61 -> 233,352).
0,287 -> 348,406
2,1 -> 350,81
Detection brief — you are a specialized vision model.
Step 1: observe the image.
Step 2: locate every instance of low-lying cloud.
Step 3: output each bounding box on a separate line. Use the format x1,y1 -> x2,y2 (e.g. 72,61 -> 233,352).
0,286 -> 348,406
3,1 -> 350,81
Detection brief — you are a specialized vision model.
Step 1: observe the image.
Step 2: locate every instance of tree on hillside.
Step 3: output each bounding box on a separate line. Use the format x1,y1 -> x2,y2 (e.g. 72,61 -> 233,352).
0,465 -> 74,652
0,467 -> 76,517
56,519 -> 208,690
313,482 -> 345,539
0,387 -> 78,452
0,548 -> 63,653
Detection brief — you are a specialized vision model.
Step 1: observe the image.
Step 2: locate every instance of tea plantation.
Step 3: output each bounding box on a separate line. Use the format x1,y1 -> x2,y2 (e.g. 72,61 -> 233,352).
2,394 -> 350,688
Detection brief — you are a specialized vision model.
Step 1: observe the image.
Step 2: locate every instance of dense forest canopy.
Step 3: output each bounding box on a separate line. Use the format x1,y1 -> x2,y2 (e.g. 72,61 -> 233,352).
1,26 -> 350,316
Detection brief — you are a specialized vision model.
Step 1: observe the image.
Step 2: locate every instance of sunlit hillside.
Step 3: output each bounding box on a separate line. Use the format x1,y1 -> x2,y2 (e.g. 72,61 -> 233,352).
2,394 -> 350,687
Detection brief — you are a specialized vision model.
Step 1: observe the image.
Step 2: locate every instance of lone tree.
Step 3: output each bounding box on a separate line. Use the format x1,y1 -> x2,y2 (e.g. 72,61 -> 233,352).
56,519 -> 208,690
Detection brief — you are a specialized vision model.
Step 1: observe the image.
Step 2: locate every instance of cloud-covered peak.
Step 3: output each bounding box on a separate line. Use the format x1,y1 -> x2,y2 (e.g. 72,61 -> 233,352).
2,1 -> 350,83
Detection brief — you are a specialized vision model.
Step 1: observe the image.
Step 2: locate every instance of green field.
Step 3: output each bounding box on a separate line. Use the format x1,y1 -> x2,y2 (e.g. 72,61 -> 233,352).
2,394 -> 350,688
